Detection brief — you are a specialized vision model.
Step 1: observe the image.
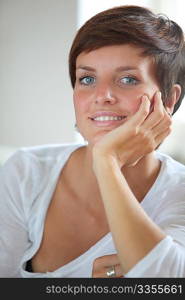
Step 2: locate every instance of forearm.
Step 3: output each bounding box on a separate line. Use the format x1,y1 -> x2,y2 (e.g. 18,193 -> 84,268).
94,158 -> 166,274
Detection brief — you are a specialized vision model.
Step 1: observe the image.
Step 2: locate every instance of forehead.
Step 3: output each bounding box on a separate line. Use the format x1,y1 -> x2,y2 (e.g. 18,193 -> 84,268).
76,44 -> 154,71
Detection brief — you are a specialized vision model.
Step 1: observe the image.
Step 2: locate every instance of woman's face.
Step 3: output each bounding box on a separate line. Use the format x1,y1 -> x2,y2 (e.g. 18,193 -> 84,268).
73,44 -> 160,146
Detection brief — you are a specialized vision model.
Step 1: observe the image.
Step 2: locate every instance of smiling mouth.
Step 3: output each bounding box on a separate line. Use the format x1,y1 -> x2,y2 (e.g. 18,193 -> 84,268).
90,115 -> 127,121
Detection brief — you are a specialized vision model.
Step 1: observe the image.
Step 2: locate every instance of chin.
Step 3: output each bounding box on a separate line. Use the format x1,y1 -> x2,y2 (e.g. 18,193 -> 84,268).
86,130 -> 111,146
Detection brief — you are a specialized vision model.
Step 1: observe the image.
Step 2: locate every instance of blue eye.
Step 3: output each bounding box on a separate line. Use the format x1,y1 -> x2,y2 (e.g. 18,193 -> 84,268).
120,77 -> 138,85
80,76 -> 95,85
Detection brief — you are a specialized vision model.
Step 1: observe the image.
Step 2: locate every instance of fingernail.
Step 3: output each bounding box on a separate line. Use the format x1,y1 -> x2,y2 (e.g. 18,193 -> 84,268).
157,91 -> 162,98
142,95 -> 148,102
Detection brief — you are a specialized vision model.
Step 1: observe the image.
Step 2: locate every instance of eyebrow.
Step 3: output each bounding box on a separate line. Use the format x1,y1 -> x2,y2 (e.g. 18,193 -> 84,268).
76,65 -> 140,72
76,66 -> 96,72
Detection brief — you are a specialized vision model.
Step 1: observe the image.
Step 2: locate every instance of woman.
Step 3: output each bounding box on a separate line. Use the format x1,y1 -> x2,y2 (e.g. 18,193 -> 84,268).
0,5 -> 185,278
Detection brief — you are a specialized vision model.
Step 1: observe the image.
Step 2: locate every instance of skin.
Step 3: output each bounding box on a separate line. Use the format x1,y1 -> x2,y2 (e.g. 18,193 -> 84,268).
31,44 -> 180,277
74,44 -> 177,147
73,44 -> 180,277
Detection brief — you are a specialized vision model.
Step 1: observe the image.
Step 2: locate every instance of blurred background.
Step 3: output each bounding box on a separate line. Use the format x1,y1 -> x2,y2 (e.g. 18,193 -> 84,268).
0,0 -> 185,165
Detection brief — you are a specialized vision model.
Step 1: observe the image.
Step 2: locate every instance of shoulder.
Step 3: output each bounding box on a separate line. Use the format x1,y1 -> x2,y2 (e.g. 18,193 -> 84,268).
0,142 -> 84,199
156,151 -> 185,179
155,152 -> 185,201
145,152 -> 185,214
2,143 -> 83,174
0,143 -> 84,222
152,152 -> 185,223
20,142 -> 82,157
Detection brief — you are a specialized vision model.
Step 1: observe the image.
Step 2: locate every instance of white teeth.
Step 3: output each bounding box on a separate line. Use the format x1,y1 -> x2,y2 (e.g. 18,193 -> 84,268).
93,116 -> 125,121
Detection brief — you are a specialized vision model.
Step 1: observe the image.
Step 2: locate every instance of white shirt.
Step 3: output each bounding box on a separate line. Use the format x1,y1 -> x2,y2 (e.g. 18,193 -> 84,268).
0,143 -> 185,277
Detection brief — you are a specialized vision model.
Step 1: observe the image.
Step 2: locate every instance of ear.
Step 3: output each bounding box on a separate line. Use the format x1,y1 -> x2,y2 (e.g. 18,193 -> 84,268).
165,84 -> 181,115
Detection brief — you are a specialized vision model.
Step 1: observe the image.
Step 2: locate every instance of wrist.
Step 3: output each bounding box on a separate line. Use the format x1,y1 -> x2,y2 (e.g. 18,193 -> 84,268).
92,149 -> 121,176
93,144 -> 127,172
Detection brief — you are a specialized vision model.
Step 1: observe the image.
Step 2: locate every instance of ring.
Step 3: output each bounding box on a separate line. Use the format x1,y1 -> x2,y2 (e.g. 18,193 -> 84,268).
106,265 -> 116,277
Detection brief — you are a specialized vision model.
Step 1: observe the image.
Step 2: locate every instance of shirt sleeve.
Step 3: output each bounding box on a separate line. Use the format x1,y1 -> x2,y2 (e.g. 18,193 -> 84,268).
124,191 -> 185,277
0,151 -> 30,277
124,235 -> 185,277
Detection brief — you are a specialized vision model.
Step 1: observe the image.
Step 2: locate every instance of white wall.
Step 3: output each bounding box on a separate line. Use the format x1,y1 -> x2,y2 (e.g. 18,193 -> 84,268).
0,0 -> 78,148
1,0 -> 185,164
78,0 -> 151,27
76,0 -> 185,164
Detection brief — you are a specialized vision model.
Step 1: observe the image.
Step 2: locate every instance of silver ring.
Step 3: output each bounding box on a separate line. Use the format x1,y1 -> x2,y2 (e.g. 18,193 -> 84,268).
106,265 -> 116,277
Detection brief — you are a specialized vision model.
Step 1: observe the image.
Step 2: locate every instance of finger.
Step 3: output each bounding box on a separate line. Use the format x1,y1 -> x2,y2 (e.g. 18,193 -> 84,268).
152,112 -> 172,137
153,91 -> 164,113
129,95 -> 151,127
105,264 -> 124,278
95,254 -> 121,267
142,91 -> 165,129
93,264 -> 123,278
92,254 -> 121,278
154,127 -> 172,146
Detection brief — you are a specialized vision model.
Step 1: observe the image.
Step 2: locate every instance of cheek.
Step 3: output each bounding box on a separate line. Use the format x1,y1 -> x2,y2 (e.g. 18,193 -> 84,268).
142,81 -> 159,99
73,90 -> 89,115
130,98 -> 142,114
119,90 -> 142,114
123,85 -> 157,114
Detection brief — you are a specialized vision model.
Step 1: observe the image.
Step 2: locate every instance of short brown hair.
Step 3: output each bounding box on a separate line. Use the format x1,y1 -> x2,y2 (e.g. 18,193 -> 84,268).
69,5 -> 185,114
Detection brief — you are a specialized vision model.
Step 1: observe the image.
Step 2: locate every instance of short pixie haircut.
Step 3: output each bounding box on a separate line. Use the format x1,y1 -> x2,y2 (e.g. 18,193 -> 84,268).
69,5 -> 185,114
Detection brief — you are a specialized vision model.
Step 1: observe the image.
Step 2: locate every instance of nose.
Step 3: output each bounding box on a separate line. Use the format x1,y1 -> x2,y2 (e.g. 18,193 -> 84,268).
95,84 -> 117,105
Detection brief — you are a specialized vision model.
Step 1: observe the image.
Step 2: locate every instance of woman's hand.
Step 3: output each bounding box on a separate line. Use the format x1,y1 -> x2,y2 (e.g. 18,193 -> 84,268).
93,91 -> 172,170
92,254 -> 123,278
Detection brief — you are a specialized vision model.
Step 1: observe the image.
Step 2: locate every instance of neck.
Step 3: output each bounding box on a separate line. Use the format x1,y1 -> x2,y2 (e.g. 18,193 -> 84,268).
81,145 -> 161,202
121,152 -> 161,201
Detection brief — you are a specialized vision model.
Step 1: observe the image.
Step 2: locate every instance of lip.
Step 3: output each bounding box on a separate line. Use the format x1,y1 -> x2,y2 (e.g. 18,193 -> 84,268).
89,111 -> 126,119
